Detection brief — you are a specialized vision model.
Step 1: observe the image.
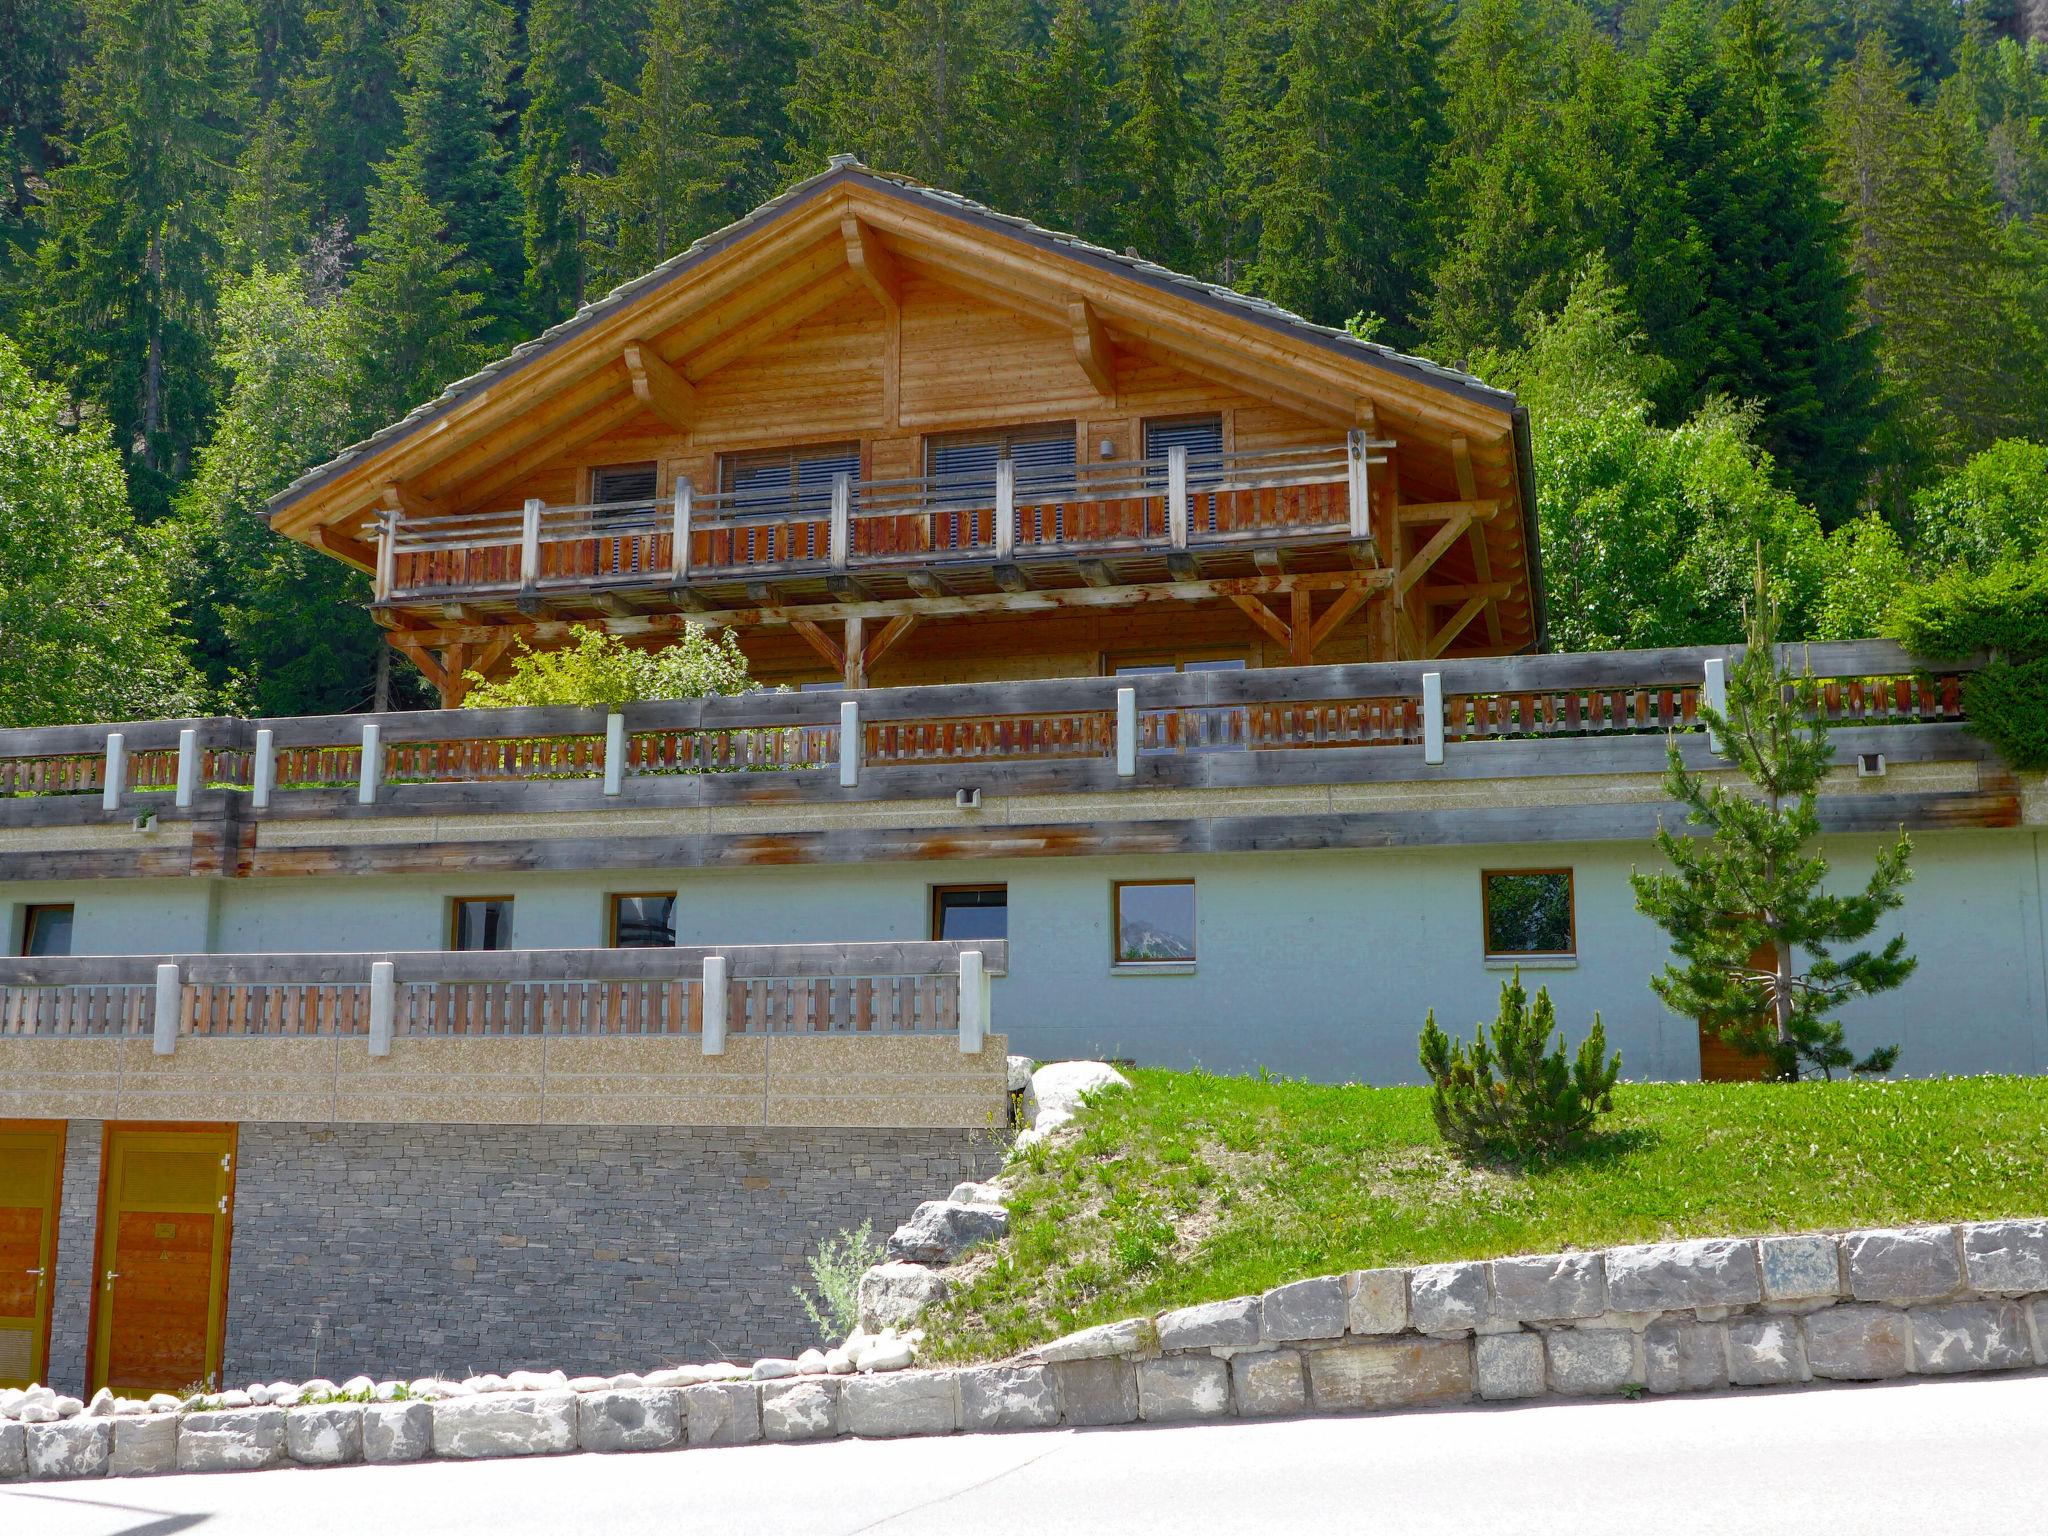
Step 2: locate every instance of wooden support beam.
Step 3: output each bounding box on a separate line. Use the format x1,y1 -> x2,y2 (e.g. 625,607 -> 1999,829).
593,593 -> 641,618
843,615 -> 867,690
622,340 -> 695,430
1289,586 -> 1313,666
790,618 -> 844,675
1451,436 -> 1503,650
826,574 -> 876,602
905,571 -> 952,598
1426,595 -> 1489,659
992,564 -> 1032,594
861,613 -> 919,676
1305,581 -> 1374,655
1253,548 -> 1284,577
841,215 -> 901,313
314,526 -> 375,574
1396,507 -> 1475,599
1077,559 -> 1115,588
1068,299 -> 1116,399
1396,499 -> 1501,524
1417,582 -> 1514,603
1229,595 -> 1294,651
378,482 -> 444,520
1165,551 -> 1198,582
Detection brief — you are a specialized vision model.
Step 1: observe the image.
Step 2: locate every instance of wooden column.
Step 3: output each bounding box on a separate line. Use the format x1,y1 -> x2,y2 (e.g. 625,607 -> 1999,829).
843,614 -> 867,690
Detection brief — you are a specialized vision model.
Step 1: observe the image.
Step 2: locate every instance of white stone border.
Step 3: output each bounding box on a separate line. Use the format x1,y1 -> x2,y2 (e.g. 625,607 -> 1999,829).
4,1218 -> 2045,1481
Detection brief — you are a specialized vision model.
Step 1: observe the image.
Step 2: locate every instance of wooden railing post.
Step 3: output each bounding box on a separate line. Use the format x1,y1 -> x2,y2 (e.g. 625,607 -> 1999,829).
670,478 -> 693,584
829,473 -> 852,569
152,962 -> 180,1056
701,955 -> 727,1055
995,458 -> 1016,559
1116,686 -> 1137,777
1703,656 -> 1728,755
1346,428 -> 1371,540
173,727 -> 199,809
374,512 -> 396,600
839,700 -> 860,788
1168,444 -> 1190,550
252,727 -> 275,811
1422,671 -> 1445,765
358,721 -> 382,805
102,732 -> 126,813
368,960 -> 396,1056
521,497 -> 543,586
958,948 -> 987,1054
603,713 -> 626,796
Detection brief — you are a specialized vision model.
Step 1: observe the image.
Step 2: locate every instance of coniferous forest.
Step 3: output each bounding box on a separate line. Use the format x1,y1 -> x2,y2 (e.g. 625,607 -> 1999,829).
2,0 -> 2046,725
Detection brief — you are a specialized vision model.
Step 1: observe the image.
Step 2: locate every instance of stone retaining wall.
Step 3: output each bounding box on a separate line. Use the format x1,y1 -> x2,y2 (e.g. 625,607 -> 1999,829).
7,1218 -> 2044,1482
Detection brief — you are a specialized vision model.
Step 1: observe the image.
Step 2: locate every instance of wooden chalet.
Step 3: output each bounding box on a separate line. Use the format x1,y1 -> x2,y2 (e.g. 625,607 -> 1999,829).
266,158 -> 1543,704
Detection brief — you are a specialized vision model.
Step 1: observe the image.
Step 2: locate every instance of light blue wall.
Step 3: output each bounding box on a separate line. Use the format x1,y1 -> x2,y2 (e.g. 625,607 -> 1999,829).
7,828 -> 2045,1084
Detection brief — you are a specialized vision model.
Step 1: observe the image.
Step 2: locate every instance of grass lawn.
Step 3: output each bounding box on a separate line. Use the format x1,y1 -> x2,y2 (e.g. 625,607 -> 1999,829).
920,1069 -> 2048,1363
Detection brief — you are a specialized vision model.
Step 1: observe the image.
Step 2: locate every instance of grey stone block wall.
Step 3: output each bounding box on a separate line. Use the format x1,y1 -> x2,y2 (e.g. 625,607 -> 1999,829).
221,1122 -> 999,1384
47,1120 -> 102,1396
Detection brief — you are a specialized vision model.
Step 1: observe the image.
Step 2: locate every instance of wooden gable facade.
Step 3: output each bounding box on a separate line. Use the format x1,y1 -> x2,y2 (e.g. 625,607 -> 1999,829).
267,160 -> 1544,704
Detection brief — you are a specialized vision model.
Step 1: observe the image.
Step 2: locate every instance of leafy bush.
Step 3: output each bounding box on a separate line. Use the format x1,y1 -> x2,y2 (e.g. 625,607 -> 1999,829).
1891,555 -> 2048,769
462,623 -> 756,708
1418,972 -> 1620,1160
791,1220 -> 885,1345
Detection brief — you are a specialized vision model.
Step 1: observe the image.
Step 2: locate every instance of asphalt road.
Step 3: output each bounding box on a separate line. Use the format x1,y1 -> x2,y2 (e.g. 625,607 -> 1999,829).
10,1372 -> 2047,1535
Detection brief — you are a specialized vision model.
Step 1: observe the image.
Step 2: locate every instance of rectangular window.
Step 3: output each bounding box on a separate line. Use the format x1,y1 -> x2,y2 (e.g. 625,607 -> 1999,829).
719,442 -> 860,517
610,893 -> 677,948
1143,414 -> 1224,487
931,885 -> 1007,942
925,422 -> 1077,501
1108,653 -> 1247,677
1113,880 -> 1195,966
20,904 -> 74,957
450,897 -> 514,952
589,460 -> 659,506
1482,870 -> 1575,958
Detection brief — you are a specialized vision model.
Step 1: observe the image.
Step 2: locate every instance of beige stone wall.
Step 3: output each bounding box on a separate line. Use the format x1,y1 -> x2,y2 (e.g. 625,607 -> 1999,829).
0,1031 -> 1008,1130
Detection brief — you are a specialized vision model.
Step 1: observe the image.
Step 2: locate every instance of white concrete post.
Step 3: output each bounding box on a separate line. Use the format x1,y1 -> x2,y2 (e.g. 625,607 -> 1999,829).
1422,671 -> 1445,766
173,727 -> 199,809
1168,444 -> 1190,550
252,728 -> 275,811
1115,687 -> 1137,777
101,732 -> 127,812
520,497 -> 543,585
358,721 -> 382,805
1347,429 -> 1372,539
839,700 -> 860,788
829,473 -> 852,570
701,955 -> 728,1056
994,458 -> 1016,559
367,960 -> 395,1057
669,479 -> 693,583
958,949 -> 987,1054
603,713 -> 626,796
1703,656 -> 1728,755
152,963 -> 181,1056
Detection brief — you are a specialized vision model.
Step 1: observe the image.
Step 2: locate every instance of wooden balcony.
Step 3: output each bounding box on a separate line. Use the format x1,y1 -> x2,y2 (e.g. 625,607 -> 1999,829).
373,439 -> 1380,626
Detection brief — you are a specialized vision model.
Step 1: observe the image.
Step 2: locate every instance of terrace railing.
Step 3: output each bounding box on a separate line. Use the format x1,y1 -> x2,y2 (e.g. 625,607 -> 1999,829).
0,640 -> 1979,811
0,941 -> 1004,1054
376,438 -> 1377,601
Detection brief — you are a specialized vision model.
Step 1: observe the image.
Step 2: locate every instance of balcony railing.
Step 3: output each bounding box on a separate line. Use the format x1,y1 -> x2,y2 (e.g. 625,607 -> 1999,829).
0,942 -> 1004,1050
375,439 -> 1376,602
0,641 -> 1978,810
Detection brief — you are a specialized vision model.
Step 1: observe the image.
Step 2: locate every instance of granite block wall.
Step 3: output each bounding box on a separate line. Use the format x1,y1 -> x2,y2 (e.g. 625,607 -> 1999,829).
220,1122 -> 1001,1383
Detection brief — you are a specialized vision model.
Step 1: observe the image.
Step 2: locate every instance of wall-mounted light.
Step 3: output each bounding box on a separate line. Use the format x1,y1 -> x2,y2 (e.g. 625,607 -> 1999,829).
1098,438 -> 1116,460
1857,751 -> 1886,779
955,787 -> 982,809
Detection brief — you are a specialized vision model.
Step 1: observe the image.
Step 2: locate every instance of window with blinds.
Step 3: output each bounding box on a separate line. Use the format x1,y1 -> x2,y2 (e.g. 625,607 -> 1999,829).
589,461 -> 659,506
718,443 -> 860,516
1144,415 -> 1225,486
924,422 -> 1077,501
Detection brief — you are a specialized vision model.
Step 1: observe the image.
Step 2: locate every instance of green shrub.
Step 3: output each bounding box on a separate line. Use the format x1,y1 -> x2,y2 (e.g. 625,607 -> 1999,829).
791,1220 -> 885,1345
1418,972 -> 1621,1160
1891,556 -> 2048,770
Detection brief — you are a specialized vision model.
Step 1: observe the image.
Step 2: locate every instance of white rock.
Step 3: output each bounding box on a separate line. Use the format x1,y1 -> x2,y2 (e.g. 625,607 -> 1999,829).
0,1387 -> 24,1419
507,1369 -> 566,1392
859,1337 -> 917,1373
373,1380 -> 406,1401
796,1349 -> 828,1375
341,1376 -> 375,1396
824,1349 -> 854,1375
52,1396 -> 83,1418
87,1388 -> 117,1417
244,1383 -> 271,1405
145,1393 -> 182,1413
608,1372 -> 646,1390
301,1378 -> 338,1398
752,1358 -> 801,1380
409,1378 -> 467,1399
265,1382 -> 302,1407
1006,1054 -> 1034,1094
465,1374 -> 510,1394
112,1398 -> 148,1416
18,1402 -> 56,1423
217,1390 -> 252,1409
568,1375 -> 611,1393
1015,1060 -> 1131,1147
431,1391 -> 578,1459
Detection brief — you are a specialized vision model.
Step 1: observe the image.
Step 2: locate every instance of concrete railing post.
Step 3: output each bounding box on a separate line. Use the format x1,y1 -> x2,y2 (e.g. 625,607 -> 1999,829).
368,960 -> 396,1057
358,722 -> 382,805
958,949 -> 987,1054
152,963 -> 181,1056
252,727 -> 276,811
701,955 -> 728,1056
102,732 -> 127,812
520,498 -> 543,586
1422,671 -> 1445,766
1115,687 -> 1137,777
374,513 -> 395,600
603,713 -> 626,796
1703,656 -> 1728,755
839,700 -> 860,789
173,727 -> 199,809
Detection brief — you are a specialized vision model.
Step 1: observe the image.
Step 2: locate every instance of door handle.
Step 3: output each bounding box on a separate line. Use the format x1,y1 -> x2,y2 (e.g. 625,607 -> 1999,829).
103,1270 -> 121,1286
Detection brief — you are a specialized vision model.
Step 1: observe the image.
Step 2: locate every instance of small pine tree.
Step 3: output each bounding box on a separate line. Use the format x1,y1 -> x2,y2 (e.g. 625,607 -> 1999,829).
1631,557 -> 1915,1079
1418,971 -> 1620,1159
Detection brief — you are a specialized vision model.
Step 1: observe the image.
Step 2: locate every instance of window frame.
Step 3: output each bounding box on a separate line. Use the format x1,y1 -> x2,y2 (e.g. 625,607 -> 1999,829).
586,459 -> 661,506
607,892 -> 678,949
1479,868 -> 1577,961
1105,649 -> 1248,676
922,421 -> 1080,496
447,896 -> 516,953
19,903 -> 75,957
1111,878 -> 1197,970
929,884 -> 1009,943
717,441 -> 863,513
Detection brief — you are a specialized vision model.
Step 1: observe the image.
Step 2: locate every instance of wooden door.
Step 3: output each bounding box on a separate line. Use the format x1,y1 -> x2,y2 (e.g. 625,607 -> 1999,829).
0,1122 -> 65,1389
91,1126 -> 236,1396
1699,941 -> 1781,1082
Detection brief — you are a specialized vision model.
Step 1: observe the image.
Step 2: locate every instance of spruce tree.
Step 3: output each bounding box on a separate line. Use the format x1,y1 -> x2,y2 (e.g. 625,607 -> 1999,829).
1116,0 -> 1205,271
225,99 -> 313,272
1003,0 -> 1118,243
1631,560 -> 1914,1079
293,0 -> 405,236
572,0 -> 757,292
518,0 -> 636,324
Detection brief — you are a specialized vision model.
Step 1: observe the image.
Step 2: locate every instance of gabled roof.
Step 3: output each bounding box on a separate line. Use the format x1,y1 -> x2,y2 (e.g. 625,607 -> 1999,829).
265,158 -> 1525,524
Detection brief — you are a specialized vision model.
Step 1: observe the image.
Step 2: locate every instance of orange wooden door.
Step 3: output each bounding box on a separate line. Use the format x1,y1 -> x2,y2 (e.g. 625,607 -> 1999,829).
0,1122 -> 65,1388
91,1126 -> 236,1396
1699,941 -> 1781,1082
